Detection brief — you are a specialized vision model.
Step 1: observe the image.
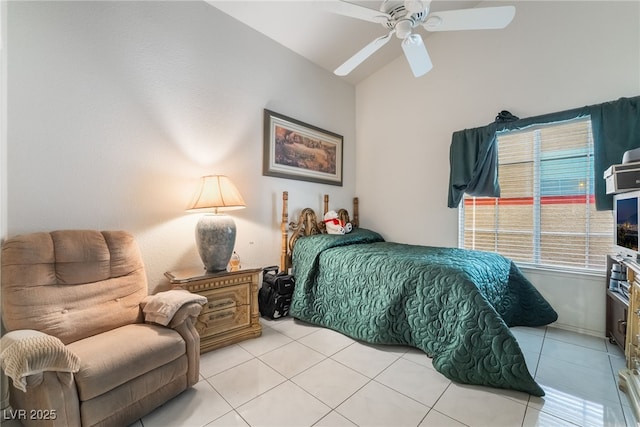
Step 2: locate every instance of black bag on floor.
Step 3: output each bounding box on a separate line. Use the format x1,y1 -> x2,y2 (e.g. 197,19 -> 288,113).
259,266 -> 295,319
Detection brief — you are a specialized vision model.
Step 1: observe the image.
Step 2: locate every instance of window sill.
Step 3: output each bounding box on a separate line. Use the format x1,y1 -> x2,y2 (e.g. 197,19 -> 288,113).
516,262 -> 605,279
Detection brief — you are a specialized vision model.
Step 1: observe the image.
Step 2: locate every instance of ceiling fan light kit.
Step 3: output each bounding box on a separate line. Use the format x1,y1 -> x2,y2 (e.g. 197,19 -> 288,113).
395,19 -> 414,39
329,0 -> 516,78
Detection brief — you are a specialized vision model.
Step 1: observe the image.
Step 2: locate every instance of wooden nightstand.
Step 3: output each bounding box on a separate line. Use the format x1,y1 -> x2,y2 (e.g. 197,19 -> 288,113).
165,267 -> 262,353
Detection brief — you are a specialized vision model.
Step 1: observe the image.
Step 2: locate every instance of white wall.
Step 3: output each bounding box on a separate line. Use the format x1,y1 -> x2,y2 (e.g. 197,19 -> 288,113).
355,1 -> 640,337
0,0 -> 9,412
6,1 -> 356,293
1,0 -> 6,243
6,1 -> 640,337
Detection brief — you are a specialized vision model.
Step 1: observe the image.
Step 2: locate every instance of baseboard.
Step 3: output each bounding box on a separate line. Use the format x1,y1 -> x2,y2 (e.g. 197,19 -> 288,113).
546,322 -> 605,340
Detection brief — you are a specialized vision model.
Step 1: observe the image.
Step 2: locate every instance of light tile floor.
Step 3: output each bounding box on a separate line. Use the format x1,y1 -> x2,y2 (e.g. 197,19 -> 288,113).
2,317 -> 628,427
125,317 -> 638,427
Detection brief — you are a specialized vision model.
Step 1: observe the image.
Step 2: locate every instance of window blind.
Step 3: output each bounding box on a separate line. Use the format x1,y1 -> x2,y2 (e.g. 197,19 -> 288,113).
459,118 -> 613,271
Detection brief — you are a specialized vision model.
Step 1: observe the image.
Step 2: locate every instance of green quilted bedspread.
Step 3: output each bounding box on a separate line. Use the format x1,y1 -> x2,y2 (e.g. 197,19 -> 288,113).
290,228 -> 558,396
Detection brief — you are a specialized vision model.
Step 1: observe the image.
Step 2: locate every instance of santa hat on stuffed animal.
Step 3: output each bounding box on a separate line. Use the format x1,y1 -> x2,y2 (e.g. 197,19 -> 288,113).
323,211 -> 352,234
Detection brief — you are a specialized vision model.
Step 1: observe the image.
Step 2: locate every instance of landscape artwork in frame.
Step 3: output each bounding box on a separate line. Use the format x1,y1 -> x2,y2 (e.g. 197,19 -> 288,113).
263,109 -> 343,186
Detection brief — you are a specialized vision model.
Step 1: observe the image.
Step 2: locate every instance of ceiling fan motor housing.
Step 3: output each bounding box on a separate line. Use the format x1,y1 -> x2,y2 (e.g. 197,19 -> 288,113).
381,0 -> 427,37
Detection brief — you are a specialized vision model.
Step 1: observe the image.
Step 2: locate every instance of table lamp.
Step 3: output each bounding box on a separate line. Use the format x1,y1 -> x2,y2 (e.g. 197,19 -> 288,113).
187,175 -> 246,272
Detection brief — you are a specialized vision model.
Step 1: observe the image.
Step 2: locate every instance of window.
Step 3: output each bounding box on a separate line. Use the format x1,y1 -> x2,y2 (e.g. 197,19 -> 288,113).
459,118 -> 613,271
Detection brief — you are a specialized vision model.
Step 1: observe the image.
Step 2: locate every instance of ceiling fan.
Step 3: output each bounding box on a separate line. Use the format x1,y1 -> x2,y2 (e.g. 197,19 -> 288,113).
326,0 -> 516,77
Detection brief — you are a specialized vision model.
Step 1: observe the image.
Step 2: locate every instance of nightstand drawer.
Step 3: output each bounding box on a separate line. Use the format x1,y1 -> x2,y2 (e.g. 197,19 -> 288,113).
197,304 -> 250,336
201,283 -> 250,315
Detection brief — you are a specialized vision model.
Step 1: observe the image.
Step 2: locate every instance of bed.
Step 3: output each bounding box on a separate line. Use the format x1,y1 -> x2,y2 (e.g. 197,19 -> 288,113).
279,191 -> 558,396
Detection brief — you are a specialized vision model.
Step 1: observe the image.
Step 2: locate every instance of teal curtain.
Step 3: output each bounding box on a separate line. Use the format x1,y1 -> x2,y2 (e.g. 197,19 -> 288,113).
447,123 -> 500,208
591,97 -> 640,210
447,96 -> 640,210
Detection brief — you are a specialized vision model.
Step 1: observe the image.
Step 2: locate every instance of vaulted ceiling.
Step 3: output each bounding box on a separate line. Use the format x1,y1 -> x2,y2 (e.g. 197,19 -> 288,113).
208,1 -> 482,85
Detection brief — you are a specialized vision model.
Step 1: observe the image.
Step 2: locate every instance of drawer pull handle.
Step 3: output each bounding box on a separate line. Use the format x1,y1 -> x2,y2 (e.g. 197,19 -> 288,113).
203,311 -> 234,326
212,312 -> 233,321
208,299 -> 235,310
619,319 -> 628,335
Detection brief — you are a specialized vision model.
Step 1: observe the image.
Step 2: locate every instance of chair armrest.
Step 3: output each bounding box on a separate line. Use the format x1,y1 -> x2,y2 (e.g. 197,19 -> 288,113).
141,289 -> 207,327
0,330 -> 80,392
167,302 -> 205,329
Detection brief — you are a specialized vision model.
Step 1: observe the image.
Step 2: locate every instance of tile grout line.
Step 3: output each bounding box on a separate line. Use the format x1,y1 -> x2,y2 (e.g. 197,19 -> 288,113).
171,320 -> 633,427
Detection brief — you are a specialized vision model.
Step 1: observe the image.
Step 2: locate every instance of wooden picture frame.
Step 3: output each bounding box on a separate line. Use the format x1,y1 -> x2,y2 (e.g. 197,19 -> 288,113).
263,109 -> 343,186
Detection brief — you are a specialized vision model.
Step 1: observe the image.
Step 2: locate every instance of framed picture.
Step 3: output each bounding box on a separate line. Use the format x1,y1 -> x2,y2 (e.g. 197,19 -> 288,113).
263,109 -> 343,186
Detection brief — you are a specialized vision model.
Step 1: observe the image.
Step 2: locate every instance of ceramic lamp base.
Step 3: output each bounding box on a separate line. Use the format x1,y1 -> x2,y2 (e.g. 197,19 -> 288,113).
195,214 -> 236,272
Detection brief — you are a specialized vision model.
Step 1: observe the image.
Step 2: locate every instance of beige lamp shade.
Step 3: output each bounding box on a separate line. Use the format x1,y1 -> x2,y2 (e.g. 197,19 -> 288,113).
187,175 -> 246,213
187,175 -> 246,272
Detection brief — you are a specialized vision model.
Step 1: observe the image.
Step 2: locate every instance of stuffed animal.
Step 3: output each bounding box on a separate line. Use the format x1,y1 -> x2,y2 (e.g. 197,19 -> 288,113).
323,210 -> 352,235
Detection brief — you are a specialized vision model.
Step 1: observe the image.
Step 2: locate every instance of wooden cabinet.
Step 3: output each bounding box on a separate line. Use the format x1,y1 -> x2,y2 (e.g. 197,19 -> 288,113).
607,255 -> 628,351
607,292 -> 628,350
615,259 -> 640,421
165,267 -> 262,353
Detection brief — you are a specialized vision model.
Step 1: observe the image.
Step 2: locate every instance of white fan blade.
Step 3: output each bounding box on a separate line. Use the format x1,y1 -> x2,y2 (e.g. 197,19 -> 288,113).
334,32 -> 393,76
401,34 -> 432,77
423,6 -> 515,31
319,0 -> 390,24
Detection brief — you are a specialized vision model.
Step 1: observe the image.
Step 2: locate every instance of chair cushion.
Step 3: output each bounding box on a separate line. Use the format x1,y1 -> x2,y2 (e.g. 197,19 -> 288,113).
1,230 -> 148,344
67,324 -> 186,401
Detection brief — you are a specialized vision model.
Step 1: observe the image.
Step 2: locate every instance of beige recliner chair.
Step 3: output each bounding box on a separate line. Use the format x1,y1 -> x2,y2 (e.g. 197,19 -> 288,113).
0,230 -> 206,427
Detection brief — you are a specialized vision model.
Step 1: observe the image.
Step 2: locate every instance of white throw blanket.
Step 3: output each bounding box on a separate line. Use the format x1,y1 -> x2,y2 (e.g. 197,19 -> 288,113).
0,330 -> 80,392
142,289 -> 207,326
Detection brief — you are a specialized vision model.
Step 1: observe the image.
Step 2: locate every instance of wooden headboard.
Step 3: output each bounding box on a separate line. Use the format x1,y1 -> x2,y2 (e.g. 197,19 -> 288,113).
280,191 -> 359,272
